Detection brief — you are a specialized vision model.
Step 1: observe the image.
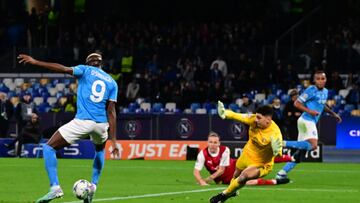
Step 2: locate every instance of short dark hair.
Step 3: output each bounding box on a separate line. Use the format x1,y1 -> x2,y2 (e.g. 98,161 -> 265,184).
85,53 -> 102,67
256,105 -> 274,117
208,131 -> 220,139
289,89 -> 298,97
314,70 -> 325,75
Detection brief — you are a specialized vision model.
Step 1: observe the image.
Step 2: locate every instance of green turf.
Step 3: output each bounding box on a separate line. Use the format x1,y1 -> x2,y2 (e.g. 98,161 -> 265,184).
0,158 -> 359,203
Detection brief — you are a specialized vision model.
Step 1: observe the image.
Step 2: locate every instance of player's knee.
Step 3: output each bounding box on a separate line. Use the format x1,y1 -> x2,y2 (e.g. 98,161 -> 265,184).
311,144 -> 317,150
238,173 -> 248,184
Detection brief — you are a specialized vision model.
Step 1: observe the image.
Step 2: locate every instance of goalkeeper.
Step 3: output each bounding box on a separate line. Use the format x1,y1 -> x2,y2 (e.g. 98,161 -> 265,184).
210,101 -> 284,203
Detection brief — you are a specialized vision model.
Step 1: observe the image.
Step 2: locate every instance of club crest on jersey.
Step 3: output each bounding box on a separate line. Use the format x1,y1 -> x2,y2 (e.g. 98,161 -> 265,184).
302,93 -> 308,99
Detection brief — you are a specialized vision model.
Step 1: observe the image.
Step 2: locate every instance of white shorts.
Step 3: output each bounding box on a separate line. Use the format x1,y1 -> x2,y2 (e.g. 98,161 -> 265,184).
297,117 -> 318,141
59,119 -> 109,145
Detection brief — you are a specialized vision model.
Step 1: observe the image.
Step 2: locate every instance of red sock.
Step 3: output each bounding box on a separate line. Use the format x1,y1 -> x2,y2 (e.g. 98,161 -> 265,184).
256,178 -> 276,185
274,155 -> 292,163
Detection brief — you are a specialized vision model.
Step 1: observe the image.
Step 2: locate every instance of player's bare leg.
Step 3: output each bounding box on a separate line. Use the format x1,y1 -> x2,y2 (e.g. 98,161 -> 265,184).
36,131 -> 70,203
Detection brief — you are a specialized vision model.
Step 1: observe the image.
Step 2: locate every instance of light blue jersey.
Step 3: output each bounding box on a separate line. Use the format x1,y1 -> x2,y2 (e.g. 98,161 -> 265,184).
72,65 -> 118,123
297,85 -> 328,123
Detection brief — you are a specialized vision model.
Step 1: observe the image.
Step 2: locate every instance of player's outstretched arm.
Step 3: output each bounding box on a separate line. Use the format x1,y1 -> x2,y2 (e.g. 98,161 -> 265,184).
324,105 -> 342,123
17,54 -> 73,75
217,100 -> 254,125
107,101 -> 120,158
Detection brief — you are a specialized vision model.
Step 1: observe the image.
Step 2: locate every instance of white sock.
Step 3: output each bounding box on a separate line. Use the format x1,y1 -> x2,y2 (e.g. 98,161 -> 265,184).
50,185 -> 61,191
278,169 -> 287,175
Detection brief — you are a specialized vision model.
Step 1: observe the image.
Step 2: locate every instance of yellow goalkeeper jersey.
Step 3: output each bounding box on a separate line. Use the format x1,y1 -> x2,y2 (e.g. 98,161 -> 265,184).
225,110 -> 283,164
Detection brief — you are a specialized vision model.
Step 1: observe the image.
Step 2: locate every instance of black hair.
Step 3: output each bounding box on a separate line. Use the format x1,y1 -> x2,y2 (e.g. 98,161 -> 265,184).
256,105 -> 274,117
313,70 -> 326,81
314,70 -> 325,75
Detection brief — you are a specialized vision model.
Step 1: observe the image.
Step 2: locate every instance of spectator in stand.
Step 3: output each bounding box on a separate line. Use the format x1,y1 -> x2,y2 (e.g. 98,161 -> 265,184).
0,92 -> 14,138
210,56 -> 228,78
64,94 -> 76,113
283,90 -> 302,140
4,113 -> 41,157
327,71 -> 344,92
239,94 -> 256,113
15,91 -> 37,136
346,83 -> 359,108
271,98 -> 283,130
126,78 -> 140,102
210,63 -> 223,84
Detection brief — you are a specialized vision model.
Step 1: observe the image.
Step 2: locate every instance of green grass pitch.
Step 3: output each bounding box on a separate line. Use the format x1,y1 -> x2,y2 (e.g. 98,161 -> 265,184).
0,158 -> 359,203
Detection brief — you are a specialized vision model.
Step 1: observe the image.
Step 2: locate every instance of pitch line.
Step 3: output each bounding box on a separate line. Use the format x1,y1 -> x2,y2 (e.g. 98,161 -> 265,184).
62,187 -> 358,203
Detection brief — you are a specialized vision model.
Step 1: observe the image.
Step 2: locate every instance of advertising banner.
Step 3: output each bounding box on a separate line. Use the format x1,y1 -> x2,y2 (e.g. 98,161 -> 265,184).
336,117 -> 360,149
211,115 -> 249,141
105,140 -> 207,160
158,115 -> 209,140
0,139 -> 95,159
117,114 -> 154,140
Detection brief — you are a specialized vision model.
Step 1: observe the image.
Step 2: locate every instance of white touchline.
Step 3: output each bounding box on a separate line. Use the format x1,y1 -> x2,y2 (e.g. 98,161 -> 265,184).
62,187 -> 359,203
62,187 -> 226,203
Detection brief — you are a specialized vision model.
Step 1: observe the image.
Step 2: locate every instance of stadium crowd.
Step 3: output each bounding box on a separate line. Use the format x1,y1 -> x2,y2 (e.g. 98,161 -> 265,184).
0,2 -> 359,122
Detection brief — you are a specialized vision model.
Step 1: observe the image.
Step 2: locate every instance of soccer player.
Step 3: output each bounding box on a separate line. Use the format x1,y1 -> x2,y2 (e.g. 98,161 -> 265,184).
276,70 -> 342,180
209,101 -> 283,203
17,53 -> 120,203
194,131 -> 236,186
194,132 -> 291,187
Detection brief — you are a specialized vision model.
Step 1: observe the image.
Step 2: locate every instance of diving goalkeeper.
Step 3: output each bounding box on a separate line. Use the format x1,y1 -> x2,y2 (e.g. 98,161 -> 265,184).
209,101 -> 283,203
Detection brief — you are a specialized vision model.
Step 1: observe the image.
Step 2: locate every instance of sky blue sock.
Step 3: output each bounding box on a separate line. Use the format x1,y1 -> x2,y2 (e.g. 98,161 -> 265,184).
43,144 -> 59,186
285,141 -> 312,151
283,162 -> 297,173
91,150 -> 105,185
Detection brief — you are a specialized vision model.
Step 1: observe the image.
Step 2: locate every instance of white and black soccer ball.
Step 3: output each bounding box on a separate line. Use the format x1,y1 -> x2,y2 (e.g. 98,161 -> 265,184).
73,179 -> 91,199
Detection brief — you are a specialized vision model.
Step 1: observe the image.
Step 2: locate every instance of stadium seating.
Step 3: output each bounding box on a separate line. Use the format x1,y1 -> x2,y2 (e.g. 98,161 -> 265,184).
152,103 -> 164,113
190,103 -> 201,113
203,102 -> 215,112
254,93 -> 266,103
338,89 -> 350,98
228,103 -> 240,112
33,97 -> 44,106
195,108 -> 207,114
165,102 -> 176,112
0,76 -> 358,116
140,102 -> 151,112
47,97 -> 57,106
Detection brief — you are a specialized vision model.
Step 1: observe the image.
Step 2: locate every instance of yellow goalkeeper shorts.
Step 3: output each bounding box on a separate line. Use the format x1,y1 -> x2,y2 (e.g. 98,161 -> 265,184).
235,153 -> 273,177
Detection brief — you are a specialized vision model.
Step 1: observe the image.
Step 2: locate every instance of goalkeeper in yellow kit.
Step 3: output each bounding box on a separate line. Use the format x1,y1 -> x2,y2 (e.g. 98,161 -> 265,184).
209,101 -> 283,203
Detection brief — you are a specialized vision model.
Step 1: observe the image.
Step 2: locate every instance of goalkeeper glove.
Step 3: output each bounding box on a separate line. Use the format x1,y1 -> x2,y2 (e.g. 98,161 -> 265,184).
217,101 -> 226,119
270,136 -> 282,156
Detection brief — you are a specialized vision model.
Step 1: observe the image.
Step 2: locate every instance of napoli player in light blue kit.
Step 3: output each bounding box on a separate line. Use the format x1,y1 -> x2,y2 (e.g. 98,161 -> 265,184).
18,53 -> 120,203
276,70 -> 341,180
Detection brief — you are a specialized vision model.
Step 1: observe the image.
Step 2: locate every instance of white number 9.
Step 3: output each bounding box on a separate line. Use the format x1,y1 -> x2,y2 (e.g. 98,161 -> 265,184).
90,80 -> 106,103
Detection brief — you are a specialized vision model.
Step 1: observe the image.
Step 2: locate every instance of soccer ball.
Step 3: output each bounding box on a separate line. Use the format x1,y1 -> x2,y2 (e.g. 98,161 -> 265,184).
73,179 -> 91,199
